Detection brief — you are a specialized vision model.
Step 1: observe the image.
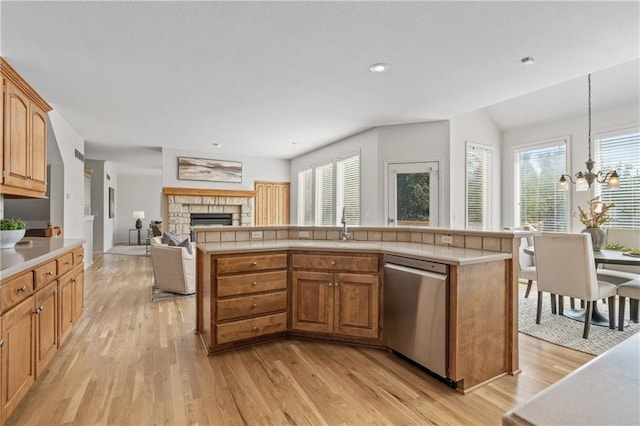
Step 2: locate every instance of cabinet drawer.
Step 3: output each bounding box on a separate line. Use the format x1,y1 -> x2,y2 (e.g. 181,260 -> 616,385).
73,247 -> 85,266
292,253 -> 378,272
216,253 -> 287,274
1,272 -> 34,312
217,290 -> 287,321
34,260 -> 57,288
217,270 -> 287,297
57,252 -> 74,276
216,312 -> 287,345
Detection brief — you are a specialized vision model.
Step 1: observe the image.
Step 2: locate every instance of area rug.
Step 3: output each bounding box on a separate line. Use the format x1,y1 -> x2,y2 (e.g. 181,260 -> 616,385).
105,244 -> 148,256
519,284 -> 639,355
151,282 -> 195,303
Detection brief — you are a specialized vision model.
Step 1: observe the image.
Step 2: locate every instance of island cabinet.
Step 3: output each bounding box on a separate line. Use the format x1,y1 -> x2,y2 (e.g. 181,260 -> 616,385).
198,251 -> 289,352
0,245 -> 84,423
290,252 -> 380,340
1,57 -> 52,199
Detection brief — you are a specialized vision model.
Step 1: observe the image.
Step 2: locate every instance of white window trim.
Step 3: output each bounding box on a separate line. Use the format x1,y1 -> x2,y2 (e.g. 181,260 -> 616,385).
513,136 -> 570,230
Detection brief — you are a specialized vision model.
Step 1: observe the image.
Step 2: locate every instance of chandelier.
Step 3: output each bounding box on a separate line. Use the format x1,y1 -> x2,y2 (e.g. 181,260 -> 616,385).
558,74 -> 620,191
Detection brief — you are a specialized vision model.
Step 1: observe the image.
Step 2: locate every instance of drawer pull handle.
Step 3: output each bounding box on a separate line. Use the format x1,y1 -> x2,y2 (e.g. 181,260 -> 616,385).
46,271 -> 53,276
251,303 -> 257,309
17,285 -> 27,293
251,281 -> 257,287
251,326 -> 258,332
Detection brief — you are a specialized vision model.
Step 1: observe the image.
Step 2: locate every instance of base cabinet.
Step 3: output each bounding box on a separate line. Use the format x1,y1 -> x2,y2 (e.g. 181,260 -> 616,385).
0,245 -> 84,423
291,253 -> 380,339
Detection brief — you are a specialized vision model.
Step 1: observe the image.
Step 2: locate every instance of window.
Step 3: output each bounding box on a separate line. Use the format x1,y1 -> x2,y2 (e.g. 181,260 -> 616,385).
466,143 -> 492,230
516,140 -> 567,232
298,169 -> 313,225
297,153 -> 360,225
596,131 -> 640,229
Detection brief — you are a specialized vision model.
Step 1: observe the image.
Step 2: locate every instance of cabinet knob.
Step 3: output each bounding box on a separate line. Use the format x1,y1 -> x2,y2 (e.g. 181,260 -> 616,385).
252,261 -> 258,266
65,261 -> 71,265
331,260 -> 336,266
17,285 -> 27,293
71,278 -> 77,283
251,303 -> 257,309
328,282 -> 333,287
46,271 -> 53,276
251,326 -> 258,332
0,339 -> 4,347
251,281 -> 257,287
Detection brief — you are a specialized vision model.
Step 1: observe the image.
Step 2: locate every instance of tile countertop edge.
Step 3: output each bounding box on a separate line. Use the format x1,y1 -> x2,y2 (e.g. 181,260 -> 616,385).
196,240 -> 511,266
0,238 -> 85,280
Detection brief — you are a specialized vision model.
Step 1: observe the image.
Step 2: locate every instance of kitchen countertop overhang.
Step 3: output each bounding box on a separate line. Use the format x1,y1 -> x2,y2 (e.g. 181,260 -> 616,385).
197,239 -> 511,266
0,237 -> 85,280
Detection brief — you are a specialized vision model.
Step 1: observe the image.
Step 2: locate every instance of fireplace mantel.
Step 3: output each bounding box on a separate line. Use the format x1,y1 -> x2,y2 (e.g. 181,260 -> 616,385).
163,187 -> 256,197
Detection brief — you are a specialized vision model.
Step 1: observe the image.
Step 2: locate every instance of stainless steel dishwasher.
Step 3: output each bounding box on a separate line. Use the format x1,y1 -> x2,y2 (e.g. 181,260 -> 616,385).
383,254 -> 448,379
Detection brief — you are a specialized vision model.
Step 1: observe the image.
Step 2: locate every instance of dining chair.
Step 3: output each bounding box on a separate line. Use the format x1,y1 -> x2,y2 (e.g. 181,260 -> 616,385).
617,279 -> 640,331
518,237 -> 537,298
533,233 -> 617,338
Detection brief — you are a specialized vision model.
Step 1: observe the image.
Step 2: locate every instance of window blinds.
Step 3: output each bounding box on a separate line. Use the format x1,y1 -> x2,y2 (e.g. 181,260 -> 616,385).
315,163 -> 334,225
298,169 -> 313,225
597,132 -> 640,229
336,155 -> 360,225
517,142 -> 567,232
466,144 -> 492,229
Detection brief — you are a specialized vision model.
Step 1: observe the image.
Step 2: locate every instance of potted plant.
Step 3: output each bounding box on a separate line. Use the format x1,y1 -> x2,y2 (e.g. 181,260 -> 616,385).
0,218 -> 27,249
578,196 -> 614,251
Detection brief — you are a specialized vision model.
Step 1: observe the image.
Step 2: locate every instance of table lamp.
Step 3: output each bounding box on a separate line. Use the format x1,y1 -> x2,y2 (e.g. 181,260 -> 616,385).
133,211 -> 145,229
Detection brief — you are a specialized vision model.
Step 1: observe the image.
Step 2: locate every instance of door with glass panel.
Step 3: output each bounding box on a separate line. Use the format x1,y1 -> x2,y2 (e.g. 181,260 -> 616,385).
387,162 -> 439,227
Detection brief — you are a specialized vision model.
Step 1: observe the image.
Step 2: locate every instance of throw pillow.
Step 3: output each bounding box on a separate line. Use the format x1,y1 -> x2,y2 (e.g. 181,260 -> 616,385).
162,231 -> 181,246
176,238 -> 193,255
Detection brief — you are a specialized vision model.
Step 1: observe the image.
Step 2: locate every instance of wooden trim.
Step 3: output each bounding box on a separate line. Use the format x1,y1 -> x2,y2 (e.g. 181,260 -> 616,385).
0,185 -> 48,199
0,57 -> 52,112
163,187 -> 256,197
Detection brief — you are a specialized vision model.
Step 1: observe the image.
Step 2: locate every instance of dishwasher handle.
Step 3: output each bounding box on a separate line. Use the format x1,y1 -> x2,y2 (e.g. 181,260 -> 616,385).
384,263 -> 448,280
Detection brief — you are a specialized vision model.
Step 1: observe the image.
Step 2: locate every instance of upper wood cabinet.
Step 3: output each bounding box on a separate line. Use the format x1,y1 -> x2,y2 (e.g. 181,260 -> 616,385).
254,181 -> 290,225
1,57 -> 52,199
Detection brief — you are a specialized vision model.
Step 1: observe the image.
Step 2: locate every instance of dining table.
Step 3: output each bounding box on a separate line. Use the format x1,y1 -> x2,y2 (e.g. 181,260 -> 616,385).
523,246 -> 640,327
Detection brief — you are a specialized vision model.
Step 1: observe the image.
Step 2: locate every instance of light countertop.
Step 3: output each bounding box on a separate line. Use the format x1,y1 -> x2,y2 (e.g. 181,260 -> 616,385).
0,238 -> 85,280
197,239 -> 511,266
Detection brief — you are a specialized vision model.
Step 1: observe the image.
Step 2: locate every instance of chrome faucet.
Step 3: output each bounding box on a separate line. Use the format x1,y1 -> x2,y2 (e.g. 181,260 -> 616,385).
341,207 -> 350,241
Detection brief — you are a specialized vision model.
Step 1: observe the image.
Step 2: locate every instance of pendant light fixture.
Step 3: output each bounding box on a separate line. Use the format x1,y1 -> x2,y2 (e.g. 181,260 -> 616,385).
559,74 -> 620,191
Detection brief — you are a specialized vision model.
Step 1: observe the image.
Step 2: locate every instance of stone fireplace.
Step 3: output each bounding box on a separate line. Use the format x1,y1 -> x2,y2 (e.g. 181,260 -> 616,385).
164,187 -> 255,240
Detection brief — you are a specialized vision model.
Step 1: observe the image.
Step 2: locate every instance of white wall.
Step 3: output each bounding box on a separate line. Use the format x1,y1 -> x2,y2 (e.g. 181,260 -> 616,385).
378,121 -> 450,228
115,173 -> 162,244
162,148 -> 290,191
290,128 -> 379,225
501,101 -> 640,232
450,110 -> 502,230
48,111 -> 85,239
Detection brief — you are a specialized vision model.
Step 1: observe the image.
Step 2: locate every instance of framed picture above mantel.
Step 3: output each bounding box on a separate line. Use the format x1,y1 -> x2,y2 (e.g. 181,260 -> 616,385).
177,156 -> 242,183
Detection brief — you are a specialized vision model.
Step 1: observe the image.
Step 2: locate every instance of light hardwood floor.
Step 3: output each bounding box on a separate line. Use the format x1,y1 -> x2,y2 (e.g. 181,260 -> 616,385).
6,254 -> 594,425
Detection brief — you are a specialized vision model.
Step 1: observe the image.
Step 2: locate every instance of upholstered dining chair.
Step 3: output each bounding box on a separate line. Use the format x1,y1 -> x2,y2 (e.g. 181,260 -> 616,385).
617,279 -> 640,331
518,237 -> 537,298
533,233 -> 617,339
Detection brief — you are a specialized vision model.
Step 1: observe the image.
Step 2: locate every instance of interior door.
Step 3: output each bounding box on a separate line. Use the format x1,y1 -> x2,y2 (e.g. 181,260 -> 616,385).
387,162 -> 439,227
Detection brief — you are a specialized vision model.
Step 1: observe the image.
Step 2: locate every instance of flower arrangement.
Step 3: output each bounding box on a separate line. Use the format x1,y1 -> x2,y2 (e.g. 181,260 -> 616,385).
578,196 -> 614,228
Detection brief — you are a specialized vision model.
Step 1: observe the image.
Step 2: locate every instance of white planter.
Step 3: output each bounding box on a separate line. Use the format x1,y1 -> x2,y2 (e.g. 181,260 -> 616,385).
0,229 -> 26,249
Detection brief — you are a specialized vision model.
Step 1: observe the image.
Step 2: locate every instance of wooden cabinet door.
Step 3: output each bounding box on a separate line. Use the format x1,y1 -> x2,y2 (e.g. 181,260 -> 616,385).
3,80 -> 30,189
291,271 -> 333,334
58,273 -> 74,345
34,281 -> 57,378
334,273 -> 379,338
254,181 -> 290,225
28,102 -> 47,193
1,297 -> 35,421
73,269 -> 84,322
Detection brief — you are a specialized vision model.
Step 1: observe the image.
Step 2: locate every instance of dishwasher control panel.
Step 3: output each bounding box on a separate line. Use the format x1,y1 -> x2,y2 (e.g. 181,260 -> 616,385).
383,254 -> 448,274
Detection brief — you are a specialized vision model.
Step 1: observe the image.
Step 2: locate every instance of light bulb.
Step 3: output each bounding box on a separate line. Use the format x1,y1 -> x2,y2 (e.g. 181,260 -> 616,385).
607,171 -> 620,189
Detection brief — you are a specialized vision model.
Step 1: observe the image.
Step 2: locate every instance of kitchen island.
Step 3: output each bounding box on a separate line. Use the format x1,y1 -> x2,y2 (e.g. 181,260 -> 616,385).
195,231 -> 518,394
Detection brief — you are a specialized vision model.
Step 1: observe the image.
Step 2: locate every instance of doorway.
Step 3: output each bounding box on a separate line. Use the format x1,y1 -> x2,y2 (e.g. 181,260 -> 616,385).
386,161 -> 440,227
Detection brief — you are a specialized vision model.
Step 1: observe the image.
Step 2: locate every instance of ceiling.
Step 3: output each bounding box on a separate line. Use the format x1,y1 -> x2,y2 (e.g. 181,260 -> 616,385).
1,1 -> 638,163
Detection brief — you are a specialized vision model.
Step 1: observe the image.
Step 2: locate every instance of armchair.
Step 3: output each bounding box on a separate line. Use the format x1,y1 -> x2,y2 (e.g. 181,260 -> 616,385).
150,236 -> 195,295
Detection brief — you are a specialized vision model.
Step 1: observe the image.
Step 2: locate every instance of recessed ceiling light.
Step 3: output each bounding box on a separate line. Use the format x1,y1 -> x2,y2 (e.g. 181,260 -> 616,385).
521,56 -> 535,65
212,143 -> 222,148
292,141 -> 299,145
369,63 -> 390,73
